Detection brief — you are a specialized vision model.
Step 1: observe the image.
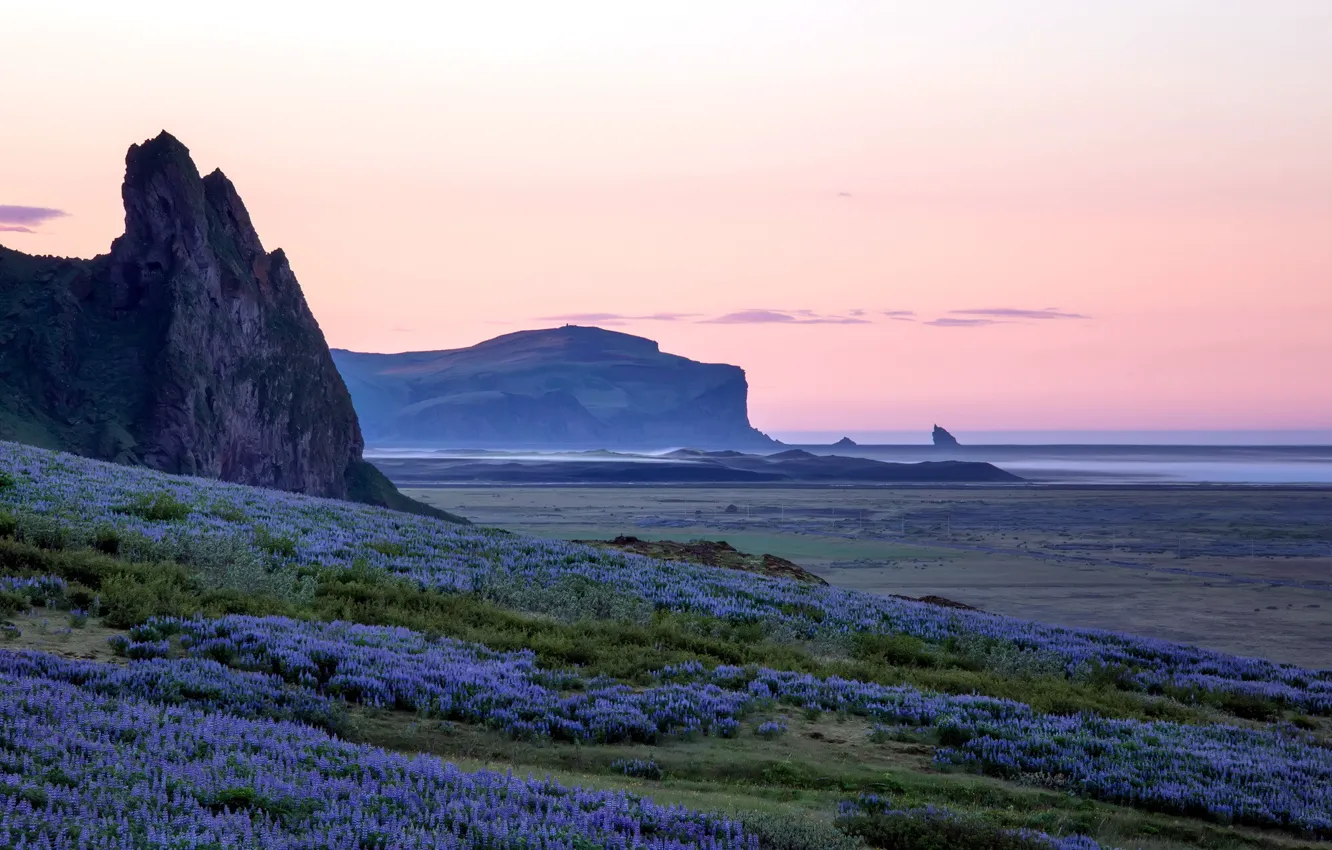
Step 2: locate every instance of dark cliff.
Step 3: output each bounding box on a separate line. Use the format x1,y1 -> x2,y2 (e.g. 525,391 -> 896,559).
332,326 -> 779,450
0,132 -> 460,520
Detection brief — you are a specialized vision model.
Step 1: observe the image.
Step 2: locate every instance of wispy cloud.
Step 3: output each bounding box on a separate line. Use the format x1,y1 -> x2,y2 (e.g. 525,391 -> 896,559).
925,317 -> 1004,327
0,205 -> 68,228
949,307 -> 1089,320
540,312 -> 700,322
701,309 -> 869,325
530,306 -> 1086,330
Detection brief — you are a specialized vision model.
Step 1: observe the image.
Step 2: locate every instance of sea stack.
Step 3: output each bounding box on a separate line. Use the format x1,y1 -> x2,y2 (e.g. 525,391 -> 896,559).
932,425 -> 960,447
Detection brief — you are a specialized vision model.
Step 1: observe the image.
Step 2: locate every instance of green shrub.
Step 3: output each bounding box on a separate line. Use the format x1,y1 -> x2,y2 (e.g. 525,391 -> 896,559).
838,803 -> 1063,850
853,633 -> 937,668
14,513 -> 69,551
92,526 -> 121,555
0,590 -> 28,617
254,527 -> 298,558
739,811 -> 864,850
368,540 -> 407,557
116,492 -> 192,522
0,471 -> 15,489
210,502 -> 249,523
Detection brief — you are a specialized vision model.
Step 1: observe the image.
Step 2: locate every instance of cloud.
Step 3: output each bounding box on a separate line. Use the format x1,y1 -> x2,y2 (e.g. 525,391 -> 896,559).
0,205 -> 68,228
539,312 -> 699,322
949,307 -> 1089,320
0,225 -> 36,233
925,317 -> 1005,327
882,310 -> 916,320
701,309 -> 869,325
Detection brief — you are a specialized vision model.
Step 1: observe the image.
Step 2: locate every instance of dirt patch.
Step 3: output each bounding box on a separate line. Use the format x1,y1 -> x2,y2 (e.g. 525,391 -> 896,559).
577,535 -> 829,585
891,593 -> 981,611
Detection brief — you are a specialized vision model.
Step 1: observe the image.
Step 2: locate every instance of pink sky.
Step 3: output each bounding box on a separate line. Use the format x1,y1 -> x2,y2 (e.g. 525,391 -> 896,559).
3,1 -> 1329,432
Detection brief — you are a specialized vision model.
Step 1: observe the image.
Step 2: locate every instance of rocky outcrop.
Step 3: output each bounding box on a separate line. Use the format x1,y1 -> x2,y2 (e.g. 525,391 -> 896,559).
0,132 -> 457,518
332,326 -> 779,450
932,425 -> 960,447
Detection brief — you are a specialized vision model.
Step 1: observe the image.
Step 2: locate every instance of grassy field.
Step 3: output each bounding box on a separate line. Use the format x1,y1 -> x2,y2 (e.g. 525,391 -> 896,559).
407,485 -> 1332,667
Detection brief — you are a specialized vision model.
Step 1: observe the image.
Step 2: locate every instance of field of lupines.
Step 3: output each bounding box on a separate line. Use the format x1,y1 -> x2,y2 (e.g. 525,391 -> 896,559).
109,615 -> 1332,836
0,669 -> 758,849
4,440 -> 1332,849
2,441 -> 1328,714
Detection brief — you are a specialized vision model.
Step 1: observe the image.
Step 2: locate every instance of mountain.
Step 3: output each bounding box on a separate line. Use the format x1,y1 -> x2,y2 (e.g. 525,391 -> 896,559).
332,326 -> 779,450
0,131 -> 459,521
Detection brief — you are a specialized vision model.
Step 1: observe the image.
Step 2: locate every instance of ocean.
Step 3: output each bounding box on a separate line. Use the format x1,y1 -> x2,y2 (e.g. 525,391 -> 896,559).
776,431 -> 1332,484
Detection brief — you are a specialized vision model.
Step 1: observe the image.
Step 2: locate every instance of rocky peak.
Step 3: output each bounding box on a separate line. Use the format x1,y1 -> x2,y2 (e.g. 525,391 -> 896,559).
932,425 -> 960,447
1,132 -> 362,499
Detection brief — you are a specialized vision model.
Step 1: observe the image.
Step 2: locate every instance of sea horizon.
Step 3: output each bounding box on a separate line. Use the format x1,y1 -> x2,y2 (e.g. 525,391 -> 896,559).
772,429 -> 1332,447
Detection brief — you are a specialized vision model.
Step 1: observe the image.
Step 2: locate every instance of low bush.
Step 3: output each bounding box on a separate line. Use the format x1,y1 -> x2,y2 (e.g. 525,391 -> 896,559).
115,492 -> 192,522
738,811 -> 864,850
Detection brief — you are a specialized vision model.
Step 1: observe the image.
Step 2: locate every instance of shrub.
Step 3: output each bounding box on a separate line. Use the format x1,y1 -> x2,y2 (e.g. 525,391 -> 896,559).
15,513 -> 69,551
92,526 -> 121,556
738,811 -> 863,850
0,590 -> 28,617
254,527 -> 298,558
210,502 -> 249,523
0,471 -> 14,489
368,540 -> 407,557
836,798 -> 1087,850
116,492 -> 192,522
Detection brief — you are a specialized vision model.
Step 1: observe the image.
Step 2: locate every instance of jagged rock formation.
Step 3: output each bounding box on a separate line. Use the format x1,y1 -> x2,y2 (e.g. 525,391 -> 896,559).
932,425 -> 960,447
332,326 -> 779,450
0,132 -> 460,520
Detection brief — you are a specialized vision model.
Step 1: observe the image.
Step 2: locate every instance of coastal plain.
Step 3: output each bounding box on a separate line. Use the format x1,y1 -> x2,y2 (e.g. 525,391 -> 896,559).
406,484 -> 1332,668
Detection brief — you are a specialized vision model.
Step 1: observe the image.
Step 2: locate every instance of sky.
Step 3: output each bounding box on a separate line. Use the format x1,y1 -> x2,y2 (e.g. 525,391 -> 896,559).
2,1 -> 1330,434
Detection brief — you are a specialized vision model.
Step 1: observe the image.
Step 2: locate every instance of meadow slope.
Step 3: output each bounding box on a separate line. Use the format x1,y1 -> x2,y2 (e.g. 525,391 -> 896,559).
1,440 -> 1330,850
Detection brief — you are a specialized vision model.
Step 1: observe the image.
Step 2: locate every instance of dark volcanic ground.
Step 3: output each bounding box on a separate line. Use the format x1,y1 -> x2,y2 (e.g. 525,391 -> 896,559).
365,449 -> 1021,485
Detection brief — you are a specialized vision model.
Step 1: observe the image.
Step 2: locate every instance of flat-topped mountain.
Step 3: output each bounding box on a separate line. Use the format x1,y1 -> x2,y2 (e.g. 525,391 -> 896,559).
0,132 -> 456,520
332,326 -> 779,450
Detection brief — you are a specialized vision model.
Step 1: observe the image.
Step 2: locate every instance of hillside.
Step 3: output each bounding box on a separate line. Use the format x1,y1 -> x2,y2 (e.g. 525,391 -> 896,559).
332,325 -> 779,450
1,439 -> 1329,849
0,132 -> 456,521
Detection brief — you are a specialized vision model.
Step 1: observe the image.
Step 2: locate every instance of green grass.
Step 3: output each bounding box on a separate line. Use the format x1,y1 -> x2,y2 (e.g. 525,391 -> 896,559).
347,707 -> 1321,850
